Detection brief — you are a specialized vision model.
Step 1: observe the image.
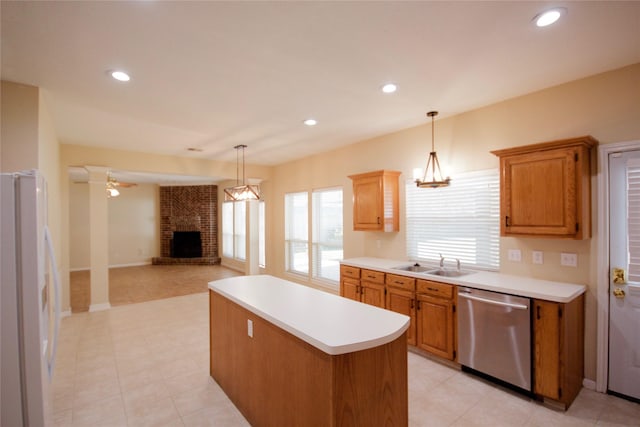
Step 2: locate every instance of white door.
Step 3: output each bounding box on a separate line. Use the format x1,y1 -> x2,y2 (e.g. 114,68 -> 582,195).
608,150 -> 640,400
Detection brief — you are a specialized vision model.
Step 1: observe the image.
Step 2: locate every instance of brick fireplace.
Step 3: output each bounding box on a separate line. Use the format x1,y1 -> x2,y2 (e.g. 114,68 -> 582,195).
152,185 -> 221,265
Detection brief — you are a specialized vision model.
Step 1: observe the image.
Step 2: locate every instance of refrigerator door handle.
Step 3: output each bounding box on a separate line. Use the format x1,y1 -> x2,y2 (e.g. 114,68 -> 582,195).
44,226 -> 61,380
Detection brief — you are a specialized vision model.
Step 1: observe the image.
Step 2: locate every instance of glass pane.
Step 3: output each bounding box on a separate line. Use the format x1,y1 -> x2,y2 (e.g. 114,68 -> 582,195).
234,201 -> 246,260
312,188 -> 343,282
222,202 -> 233,258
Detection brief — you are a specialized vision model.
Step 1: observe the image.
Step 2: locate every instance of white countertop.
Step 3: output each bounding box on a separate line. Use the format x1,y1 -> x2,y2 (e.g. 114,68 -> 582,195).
208,275 -> 409,356
341,257 -> 586,303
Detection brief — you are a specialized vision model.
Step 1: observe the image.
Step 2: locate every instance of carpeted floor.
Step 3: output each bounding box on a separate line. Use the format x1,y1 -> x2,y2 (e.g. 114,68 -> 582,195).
70,264 -> 243,312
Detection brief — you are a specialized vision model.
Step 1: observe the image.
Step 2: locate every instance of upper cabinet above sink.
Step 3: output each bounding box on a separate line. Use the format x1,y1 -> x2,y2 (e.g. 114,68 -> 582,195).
491,136 -> 597,239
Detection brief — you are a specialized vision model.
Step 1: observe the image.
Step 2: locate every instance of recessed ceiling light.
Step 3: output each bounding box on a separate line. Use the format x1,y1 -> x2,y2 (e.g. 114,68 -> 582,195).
534,8 -> 565,27
303,118 -> 317,126
110,70 -> 130,82
381,83 -> 398,94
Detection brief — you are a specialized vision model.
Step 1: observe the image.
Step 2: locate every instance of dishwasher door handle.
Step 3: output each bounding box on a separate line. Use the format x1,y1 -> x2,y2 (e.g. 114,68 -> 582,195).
458,292 -> 528,310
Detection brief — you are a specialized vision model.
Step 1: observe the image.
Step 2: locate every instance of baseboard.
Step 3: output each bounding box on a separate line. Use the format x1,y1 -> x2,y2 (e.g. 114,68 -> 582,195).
70,261 -> 152,272
583,378 -> 596,390
89,303 -> 111,312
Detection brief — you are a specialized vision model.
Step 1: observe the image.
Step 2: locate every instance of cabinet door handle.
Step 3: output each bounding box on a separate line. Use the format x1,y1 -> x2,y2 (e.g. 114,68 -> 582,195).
377,217 -> 381,224
427,287 -> 438,292
505,216 -> 511,227
394,280 -> 403,285
416,300 -> 420,310
410,299 -> 414,309
536,305 -> 541,320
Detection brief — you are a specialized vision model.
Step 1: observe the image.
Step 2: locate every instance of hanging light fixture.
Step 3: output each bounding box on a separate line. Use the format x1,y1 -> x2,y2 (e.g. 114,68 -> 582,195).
415,111 -> 451,188
224,144 -> 261,201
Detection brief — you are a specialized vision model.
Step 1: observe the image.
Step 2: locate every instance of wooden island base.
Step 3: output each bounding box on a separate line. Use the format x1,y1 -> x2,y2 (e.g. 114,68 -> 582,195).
209,290 -> 408,427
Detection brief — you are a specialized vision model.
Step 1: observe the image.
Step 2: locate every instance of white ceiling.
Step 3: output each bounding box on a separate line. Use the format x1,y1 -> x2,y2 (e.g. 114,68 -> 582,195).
2,1 -> 640,170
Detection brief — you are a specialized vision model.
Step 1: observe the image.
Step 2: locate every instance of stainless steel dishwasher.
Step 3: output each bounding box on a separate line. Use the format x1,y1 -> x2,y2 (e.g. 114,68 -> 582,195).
457,287 -> 531,391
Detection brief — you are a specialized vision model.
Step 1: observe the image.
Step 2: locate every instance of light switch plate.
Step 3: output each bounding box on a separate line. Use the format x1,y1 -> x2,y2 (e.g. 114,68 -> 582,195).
247,319 -> 253,338
508,249 -> 522,262
560,252 -> 578,267
532,251 -> 543,265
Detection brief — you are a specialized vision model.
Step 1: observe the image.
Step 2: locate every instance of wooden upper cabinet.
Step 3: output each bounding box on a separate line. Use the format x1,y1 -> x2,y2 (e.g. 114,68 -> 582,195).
348,170 -> 401,232
491,136 -> 597,239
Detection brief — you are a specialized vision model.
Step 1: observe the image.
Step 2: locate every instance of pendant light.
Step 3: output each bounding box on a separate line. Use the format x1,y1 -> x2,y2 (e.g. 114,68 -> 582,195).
224,144 -> 261,201
415,111 -> 451,188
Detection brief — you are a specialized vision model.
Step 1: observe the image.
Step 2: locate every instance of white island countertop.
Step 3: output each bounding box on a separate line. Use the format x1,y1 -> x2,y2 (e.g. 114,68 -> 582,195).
208,275 -> 409,356
342,257 -> 586,303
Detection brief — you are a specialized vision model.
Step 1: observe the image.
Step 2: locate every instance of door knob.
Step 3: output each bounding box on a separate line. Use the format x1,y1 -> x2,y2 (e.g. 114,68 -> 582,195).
613,288 -> 626,299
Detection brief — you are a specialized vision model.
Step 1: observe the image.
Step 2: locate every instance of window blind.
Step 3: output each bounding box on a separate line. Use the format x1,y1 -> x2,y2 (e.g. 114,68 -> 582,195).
627,164 -> 640,282
405,169 -> 500,270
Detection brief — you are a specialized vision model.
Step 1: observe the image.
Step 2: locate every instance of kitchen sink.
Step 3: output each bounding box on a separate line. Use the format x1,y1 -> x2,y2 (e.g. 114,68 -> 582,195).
392,264 -> 432,273
424,269 -> 474,278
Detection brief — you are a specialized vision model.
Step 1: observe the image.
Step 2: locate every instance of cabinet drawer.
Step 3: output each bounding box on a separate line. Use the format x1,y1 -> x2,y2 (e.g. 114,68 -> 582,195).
386,273 -> 416,291
361,269 -> 385,284
417,279 -> 454,299
340,265 -> 361,279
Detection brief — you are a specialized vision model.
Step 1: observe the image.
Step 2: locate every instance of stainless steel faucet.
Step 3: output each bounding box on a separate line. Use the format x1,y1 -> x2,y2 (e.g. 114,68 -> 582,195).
456,258 -> 461,271
439,253 -> 445,268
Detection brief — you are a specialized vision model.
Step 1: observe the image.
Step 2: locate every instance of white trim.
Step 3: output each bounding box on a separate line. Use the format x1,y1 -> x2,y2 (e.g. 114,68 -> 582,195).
89,303 -> 111,312
69,261 -> 152,272
583,378 -> 597,391
596,139 -> 640,394
60,310 -> 72,318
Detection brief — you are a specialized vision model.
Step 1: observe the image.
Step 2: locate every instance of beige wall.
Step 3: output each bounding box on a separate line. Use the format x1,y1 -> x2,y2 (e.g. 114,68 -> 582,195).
69,182 -> 161,269
268,63 -> 640,383
0,81 -> 65,311
1,81 -> 39,172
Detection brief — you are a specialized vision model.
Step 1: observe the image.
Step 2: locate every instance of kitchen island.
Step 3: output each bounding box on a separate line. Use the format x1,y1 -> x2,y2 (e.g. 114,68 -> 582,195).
208,275 -> 410,427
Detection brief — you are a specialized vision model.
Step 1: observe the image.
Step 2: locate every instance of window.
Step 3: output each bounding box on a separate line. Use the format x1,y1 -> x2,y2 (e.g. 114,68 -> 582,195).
285,192 -> 308,274
312,188 -> 343,282
222,200 -> 265,265
285,188 -> 343,284
405,169 -> 500,270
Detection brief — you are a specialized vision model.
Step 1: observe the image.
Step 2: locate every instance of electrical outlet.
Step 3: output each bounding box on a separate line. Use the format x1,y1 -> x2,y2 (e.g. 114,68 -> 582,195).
532,251 -> 543,265
247,319 -> 253,338
508,249 -> 522,262
560,252 -> 578,267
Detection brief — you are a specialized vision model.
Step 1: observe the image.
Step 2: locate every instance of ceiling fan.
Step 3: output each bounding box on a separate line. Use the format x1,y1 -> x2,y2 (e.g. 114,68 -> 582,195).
106,171 -> 136,197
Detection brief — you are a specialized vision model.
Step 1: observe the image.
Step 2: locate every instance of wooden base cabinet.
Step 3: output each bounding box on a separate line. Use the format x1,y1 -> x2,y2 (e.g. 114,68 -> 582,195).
416,280 -> 456,361
340,265 -> 360,302
386,274 -> 417,346
533,294 -> 585,409
360,269 -> 386,308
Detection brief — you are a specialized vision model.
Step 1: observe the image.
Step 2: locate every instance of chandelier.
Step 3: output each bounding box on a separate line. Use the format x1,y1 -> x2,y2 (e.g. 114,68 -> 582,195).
224,144 -> 261,201
415,111 -> 451,188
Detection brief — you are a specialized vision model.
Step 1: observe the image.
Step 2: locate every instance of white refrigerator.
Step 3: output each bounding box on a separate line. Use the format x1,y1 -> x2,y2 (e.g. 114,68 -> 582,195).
1,170 -> 61,426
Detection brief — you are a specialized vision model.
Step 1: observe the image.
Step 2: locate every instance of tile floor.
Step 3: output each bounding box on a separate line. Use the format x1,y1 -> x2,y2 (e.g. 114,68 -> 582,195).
53,292 -> 640,426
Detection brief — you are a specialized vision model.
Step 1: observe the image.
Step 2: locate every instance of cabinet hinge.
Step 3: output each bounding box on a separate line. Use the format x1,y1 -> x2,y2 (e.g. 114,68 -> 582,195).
558,307 -> 563,318
452,304 -> 456,313
574,153 -> 578,162
384,288 -> 387,296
